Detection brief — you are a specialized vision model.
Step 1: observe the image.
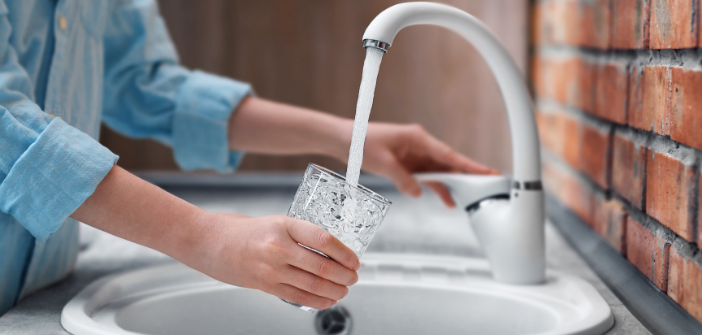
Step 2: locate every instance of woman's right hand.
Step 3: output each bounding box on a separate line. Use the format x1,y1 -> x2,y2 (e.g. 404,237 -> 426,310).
71,166 -> 358,310
181,213 -> 361,310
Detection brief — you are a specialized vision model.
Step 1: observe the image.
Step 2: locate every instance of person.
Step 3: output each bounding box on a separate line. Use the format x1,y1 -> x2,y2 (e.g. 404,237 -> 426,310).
0,0 -> 497,315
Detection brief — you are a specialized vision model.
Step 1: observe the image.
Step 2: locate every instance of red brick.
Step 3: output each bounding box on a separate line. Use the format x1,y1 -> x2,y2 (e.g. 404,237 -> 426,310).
626,217 -> 654,278
649,0 -> 698,49
577,0 -> 611,49
594,62 -> 629,123
532,56 -> 565,104
532,57 -> 596,112
580,123 -> 611,189
611,0 -> 650,49
531,2 -> 544,45
669,67 -> 702,151
562,115 -> 582,170
536,111 -> 562,158
640,66 -> 672,134
568,59 -> 596,113
612,133 -> 648,209
532,0 -> 610,49
627,65 -> 645,128
531,56 -> 546,98
535,111 -> 552,150
700,175 -> 702,246
544,159 -> 595,225
536,110 -> 582,170
532,57 -> 564,104
536,110 -> 610,188
668,246 -> 702,322
653,235 -> 671,291
594,197 -> 627,254
626,217 -> 671,291
532,0 -> 579,46
646,151 -> 697,241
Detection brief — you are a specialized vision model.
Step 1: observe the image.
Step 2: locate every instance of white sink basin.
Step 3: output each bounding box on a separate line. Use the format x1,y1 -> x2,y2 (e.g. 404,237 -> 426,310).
61,253 -> 613,335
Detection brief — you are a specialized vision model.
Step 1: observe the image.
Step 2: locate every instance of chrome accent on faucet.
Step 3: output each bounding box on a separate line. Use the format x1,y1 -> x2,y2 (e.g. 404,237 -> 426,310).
363,39 -> 391,53
523,181 -> 543,190
466,195 -> 510,216
513,180 -> 542,190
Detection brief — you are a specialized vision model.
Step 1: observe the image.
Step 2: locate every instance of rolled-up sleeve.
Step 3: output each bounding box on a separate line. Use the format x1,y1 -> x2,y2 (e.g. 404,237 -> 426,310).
0,1 -> 118,242
101,0 -> 251,172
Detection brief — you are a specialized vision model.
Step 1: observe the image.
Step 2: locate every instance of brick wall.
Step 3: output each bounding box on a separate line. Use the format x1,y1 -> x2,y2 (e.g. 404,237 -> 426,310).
531,0 -> 702,322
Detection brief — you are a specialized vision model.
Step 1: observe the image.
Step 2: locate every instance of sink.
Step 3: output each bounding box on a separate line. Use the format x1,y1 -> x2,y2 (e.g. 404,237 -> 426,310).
61,253 -> 613,335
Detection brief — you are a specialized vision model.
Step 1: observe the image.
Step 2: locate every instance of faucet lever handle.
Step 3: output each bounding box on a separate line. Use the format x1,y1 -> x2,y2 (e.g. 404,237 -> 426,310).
414,173 -> 511,209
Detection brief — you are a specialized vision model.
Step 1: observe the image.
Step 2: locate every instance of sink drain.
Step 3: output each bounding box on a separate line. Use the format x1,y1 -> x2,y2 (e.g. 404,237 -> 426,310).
314,306 -> 352,335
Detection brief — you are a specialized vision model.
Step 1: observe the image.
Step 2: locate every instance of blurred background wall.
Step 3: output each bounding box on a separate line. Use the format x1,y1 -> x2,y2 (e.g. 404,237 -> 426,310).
99,0 -> 529,173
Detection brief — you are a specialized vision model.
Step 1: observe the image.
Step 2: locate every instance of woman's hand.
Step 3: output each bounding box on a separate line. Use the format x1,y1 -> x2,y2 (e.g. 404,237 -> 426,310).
359,123 -> 499,207
225,97 -> 498,207
183,213 -> 360,310
73,166 -> 359,310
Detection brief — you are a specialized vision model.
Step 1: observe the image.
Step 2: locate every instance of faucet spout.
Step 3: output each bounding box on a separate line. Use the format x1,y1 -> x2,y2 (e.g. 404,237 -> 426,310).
365,2 -> 545,284
363,2 -> 540,183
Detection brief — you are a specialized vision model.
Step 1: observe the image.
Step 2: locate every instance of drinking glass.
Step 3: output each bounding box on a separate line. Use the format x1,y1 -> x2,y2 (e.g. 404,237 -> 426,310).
282,164 -> 392,312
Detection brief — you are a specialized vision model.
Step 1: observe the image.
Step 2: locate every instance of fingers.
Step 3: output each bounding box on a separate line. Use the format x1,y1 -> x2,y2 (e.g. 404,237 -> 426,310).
285,218 -> 360,271
423,182 -> 456,208
385,158 -> 423,197
281,265 -> 349,301
288,244 -> 358,285
456,156 -> 500,175
421,133 -> 499,175
272,283 -> 337,310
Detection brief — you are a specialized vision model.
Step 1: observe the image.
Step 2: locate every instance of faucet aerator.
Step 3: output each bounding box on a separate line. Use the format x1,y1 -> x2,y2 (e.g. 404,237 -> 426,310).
363,39 -> 391,53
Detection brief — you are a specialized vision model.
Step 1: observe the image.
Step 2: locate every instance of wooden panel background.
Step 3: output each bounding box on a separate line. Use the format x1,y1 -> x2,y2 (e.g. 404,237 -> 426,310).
100,0 -> 528,173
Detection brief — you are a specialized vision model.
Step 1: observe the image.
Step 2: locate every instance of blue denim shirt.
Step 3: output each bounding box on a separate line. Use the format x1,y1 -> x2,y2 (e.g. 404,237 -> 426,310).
0,0 -> 251,315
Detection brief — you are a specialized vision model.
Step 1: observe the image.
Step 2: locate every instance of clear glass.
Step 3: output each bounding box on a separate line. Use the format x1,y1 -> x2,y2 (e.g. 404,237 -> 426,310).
281,164 -> 392,312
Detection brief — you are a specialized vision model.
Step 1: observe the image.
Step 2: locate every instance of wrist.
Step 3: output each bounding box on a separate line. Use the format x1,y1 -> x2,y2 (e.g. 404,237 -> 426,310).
166,207 -> 217,263
322,117 -> 353,163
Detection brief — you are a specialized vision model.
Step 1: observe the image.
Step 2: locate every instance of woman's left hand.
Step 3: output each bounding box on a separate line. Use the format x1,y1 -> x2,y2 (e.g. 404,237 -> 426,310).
359,122 -> 499,207
227,98 -> 498,207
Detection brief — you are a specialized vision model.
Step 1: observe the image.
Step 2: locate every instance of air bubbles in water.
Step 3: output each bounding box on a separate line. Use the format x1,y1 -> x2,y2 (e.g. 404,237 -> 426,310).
345,48 -> 385,188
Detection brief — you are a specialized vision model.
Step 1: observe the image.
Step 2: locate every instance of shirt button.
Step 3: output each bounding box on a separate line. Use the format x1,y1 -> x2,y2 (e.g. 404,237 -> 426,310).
59,16 -> 67,30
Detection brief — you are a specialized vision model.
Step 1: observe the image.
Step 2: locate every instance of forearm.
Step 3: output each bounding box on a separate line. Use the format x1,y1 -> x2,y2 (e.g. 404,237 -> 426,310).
228,97 -> 352,162
70,165 -> 208,260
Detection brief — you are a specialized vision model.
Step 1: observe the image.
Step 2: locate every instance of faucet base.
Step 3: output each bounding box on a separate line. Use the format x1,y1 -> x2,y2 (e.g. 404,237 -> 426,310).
469,190 -> 546,285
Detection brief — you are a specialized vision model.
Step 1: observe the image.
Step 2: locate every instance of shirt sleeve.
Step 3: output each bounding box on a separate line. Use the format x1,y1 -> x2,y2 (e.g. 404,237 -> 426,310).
0,1 -> 118,242
101,0 -> 252,172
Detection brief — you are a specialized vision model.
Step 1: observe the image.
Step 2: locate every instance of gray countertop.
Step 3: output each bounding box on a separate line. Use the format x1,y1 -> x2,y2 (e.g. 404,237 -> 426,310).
0,182 -> 650,334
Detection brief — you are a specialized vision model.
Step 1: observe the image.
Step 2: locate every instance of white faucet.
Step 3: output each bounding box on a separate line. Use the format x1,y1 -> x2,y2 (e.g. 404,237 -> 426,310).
364,2 -> 545,284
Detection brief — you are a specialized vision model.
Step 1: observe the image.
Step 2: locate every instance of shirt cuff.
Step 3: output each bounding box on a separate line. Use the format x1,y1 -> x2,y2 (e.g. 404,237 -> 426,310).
173,70 -> 251,172
0,117 -> 118,242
